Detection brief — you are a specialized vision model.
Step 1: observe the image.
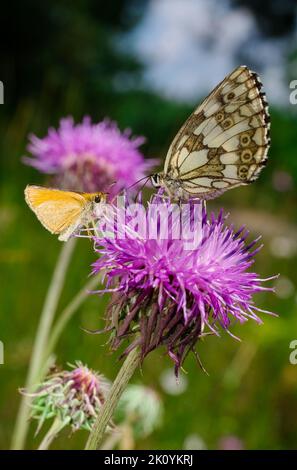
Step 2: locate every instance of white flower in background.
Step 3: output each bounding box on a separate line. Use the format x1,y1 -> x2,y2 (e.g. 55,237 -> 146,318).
115,385 -> 163,438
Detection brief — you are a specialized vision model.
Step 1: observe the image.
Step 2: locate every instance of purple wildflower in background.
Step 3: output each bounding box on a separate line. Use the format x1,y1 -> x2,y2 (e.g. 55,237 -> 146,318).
23,116 -> 155,197
92,194 -> 276,374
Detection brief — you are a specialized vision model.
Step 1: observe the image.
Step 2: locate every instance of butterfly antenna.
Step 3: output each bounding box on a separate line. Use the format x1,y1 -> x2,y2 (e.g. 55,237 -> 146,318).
125,174 -> 153,192
135,175 -> 151,201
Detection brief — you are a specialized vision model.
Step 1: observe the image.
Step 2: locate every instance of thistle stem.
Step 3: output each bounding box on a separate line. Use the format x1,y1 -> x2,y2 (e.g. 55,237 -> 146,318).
85,347 -> 140,450
38,418 -> 67,450
11,238 -> 76,450
42,274 -> 100,369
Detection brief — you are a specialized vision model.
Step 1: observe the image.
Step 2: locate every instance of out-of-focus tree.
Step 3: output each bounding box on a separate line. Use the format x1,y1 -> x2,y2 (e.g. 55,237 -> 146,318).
232,0 -> 296,37
0,0 -> 143,116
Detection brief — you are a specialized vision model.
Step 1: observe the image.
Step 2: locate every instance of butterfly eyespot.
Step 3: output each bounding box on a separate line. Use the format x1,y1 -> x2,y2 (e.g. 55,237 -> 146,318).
160,66 -> 269,199
222,118 -> 233,129
239,165 -> 249,178
216,112 -> 224,123
94,195 -> 101,203
241,149 -> 253,163
240,134 -> 251,146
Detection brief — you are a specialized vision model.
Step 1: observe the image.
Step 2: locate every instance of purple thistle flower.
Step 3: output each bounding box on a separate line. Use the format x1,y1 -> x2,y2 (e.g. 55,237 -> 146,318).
91,194 -> 276,375
23,116 -> 156,196
22,362 -> 110,433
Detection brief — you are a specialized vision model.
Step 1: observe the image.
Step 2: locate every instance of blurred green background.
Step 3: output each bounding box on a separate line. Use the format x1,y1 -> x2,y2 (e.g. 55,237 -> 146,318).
1,0 -> 297,450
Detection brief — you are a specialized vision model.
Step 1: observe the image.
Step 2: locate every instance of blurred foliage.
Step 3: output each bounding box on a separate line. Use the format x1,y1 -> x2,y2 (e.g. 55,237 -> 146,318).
232,0 -> 296,37
1,0 -> 297,450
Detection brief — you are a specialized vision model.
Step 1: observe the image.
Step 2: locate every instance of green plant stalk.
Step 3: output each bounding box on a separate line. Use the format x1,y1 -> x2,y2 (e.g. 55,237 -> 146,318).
11,238 -> 76,450
42,274 -> 100,371
37,417 -> 68,450
85,347 -> 141,450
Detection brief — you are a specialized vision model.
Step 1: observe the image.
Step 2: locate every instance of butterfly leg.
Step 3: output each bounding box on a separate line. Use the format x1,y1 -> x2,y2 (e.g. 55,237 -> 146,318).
161,180 -> 176,201
58,222 -> 80,242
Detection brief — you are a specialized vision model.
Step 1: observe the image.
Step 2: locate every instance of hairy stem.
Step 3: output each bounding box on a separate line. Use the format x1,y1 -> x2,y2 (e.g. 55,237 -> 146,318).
85,347 -> 140,450
38,418 -> 68,450
42,274 -> 100,368
11,238 -> 76,450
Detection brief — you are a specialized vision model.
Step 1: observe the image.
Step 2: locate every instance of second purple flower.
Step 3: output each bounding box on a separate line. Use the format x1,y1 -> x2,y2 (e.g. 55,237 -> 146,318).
24,116 -> 156,197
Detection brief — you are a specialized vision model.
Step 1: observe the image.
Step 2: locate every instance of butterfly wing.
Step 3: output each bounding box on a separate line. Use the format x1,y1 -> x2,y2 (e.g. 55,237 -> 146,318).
164,65 -> 270,198
24,186 -> 86,235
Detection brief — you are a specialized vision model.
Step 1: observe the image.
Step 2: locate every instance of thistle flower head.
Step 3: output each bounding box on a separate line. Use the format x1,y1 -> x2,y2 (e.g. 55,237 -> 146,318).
23,117 -> 155,196
114,385 -> 163,438
23,362 -> 110,433
92,194 -> 276,374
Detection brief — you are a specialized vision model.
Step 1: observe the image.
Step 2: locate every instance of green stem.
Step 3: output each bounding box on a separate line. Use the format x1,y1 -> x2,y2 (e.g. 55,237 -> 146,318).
85,347 -> 140,450
11,238 -> 76,450
42,274 -> 100,369
38,418 -> 67,450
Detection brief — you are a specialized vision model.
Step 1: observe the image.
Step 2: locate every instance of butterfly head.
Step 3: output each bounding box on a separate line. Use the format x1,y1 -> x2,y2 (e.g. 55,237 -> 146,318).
88,192 -> 107,221
91,192 -> 107,204
150,173 -> 162,188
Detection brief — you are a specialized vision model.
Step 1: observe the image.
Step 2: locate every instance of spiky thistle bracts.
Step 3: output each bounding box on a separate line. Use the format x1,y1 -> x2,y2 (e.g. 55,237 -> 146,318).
92,194 -> 276,374
22,362 -> 110,433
